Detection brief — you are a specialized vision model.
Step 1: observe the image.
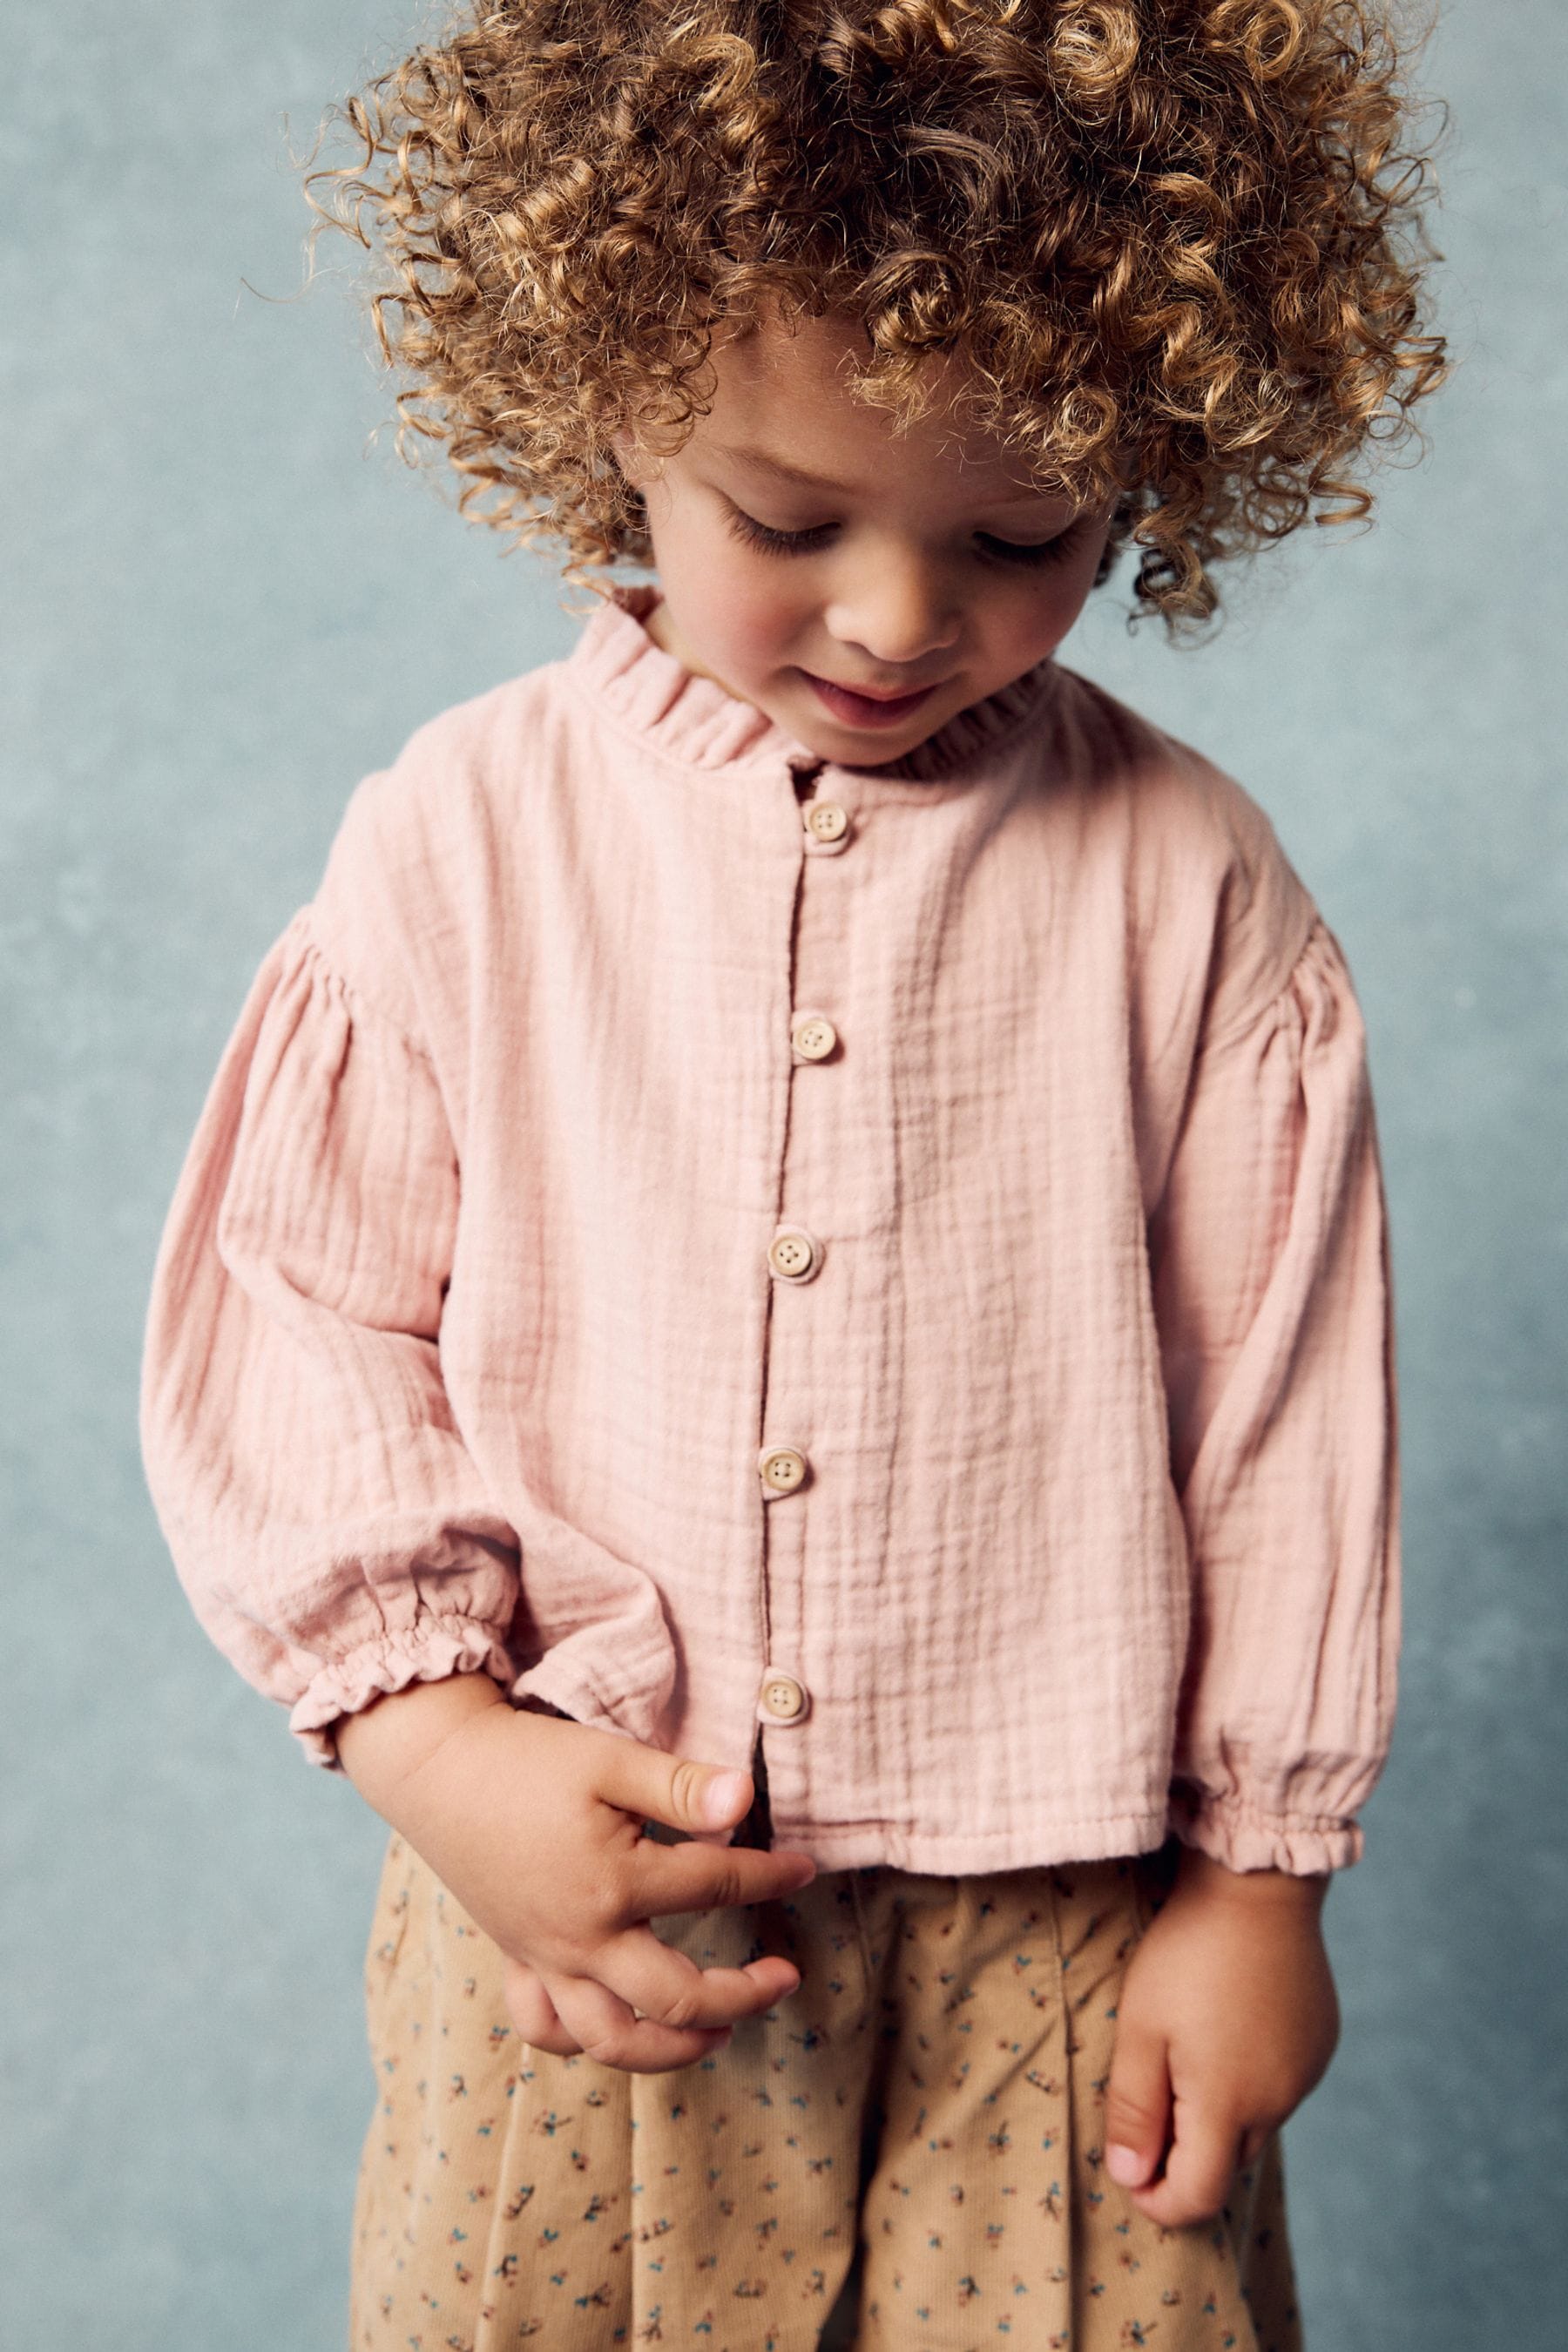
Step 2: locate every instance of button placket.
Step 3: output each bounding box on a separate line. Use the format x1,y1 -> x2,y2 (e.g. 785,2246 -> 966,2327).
754,760 -> 853,1795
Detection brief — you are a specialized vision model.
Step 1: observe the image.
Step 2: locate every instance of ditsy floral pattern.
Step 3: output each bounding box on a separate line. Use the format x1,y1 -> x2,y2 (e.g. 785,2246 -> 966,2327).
349,1832 -> 1301,2351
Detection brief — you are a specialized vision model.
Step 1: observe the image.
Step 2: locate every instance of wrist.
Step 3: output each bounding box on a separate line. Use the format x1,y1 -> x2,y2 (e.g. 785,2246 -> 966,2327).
335,1670 -> 511,1813
1171,1842 -> 1329,1918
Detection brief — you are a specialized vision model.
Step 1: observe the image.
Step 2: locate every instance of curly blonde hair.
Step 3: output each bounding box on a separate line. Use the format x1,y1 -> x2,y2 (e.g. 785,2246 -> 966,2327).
309,0 -> 1448,630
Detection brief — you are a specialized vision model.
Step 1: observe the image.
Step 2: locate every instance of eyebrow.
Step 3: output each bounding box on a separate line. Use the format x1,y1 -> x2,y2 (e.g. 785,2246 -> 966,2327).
710,442 -> 1059,505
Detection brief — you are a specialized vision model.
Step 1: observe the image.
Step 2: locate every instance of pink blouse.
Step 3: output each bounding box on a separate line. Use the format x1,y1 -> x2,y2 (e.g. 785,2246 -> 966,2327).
140,582 -> 1399,1876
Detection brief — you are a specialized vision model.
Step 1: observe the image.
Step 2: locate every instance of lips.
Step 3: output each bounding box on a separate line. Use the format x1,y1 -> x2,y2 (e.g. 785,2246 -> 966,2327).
802,671 -> 943,727
827,677 -> 933,702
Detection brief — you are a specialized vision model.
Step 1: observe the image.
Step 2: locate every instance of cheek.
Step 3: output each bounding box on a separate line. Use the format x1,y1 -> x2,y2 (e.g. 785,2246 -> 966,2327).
688,544 -> 808,656
1015,537 -> 1112,650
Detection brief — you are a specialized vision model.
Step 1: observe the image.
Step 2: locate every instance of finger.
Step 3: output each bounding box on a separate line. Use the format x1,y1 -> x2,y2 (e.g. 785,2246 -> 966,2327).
630,1832 -> 816,1922
1103,2017 -> 1173,2193
597,1924 -> 801,2032
546,1967 -> 737,2076
503,1957 -> 583,2058
591,1740 -> 767,1841
1130,2097 -> 1241,2228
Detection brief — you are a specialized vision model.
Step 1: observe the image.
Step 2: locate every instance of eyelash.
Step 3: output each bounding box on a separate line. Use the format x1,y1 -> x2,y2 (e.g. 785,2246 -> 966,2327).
722,505 -> 1084,570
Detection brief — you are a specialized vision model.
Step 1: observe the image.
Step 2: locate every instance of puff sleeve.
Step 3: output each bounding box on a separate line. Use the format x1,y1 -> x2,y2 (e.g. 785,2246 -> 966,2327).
1149,916 -> 1400,1874
139,907 -> 522,1769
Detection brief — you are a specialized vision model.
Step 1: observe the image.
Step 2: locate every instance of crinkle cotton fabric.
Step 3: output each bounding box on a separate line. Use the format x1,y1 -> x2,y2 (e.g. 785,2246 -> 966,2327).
348,1827 -> 1301,2351
140,581 -> 1399,1877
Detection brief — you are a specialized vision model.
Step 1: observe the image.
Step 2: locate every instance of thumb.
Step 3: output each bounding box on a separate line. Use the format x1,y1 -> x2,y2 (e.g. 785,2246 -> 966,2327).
684,1762 -> 753,1832
597,1734 -> 754,1835
1104,2016 -> 1173,2192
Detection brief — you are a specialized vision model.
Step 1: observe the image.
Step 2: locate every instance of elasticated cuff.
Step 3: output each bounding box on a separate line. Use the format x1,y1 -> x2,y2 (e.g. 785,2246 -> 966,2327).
288,1619 -> 519,1770
1168,1788 -> 1365,1876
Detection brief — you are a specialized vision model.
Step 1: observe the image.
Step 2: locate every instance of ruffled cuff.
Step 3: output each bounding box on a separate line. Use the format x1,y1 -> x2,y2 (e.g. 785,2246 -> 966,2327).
288,1617 -> 519,1770
1167,1785 -> 1365,1876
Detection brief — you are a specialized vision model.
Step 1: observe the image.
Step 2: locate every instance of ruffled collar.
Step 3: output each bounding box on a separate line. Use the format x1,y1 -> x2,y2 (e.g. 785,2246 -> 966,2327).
565,580 -> 1063,784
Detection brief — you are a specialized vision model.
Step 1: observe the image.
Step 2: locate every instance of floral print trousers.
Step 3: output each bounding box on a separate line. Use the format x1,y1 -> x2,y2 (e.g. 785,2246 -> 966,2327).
349,1827 -> 1301,2351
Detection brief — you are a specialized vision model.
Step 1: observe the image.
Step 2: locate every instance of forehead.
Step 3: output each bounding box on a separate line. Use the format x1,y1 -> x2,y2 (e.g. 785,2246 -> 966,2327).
700,309 -> 1061,504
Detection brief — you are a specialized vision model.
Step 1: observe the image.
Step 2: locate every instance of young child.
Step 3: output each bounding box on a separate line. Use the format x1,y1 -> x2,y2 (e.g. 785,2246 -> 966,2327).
141,2 -> 1445,2344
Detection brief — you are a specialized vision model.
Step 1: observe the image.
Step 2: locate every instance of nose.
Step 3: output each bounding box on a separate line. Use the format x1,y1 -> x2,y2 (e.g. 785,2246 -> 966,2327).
822,554 -> 962,673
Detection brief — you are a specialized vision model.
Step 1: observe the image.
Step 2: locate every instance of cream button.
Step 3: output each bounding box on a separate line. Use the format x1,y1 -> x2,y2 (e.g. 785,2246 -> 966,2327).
767,1227 -> 822,1282
758,1671 -> 809,1724
804,800 -> 849,843
758,1443 -> 809,1497
791,1015 -> 838,1063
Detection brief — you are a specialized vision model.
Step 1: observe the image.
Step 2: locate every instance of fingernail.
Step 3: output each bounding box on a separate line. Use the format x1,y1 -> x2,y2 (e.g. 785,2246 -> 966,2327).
1105,2144 -> 1146,2187
701,1771 -> 750,1825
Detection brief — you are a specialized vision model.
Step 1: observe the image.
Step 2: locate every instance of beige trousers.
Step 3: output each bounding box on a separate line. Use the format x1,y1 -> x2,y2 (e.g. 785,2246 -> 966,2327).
349,1829 -> 1301,2350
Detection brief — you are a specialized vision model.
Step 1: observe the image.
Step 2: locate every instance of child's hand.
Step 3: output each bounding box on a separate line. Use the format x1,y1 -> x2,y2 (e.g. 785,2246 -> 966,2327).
336,1673 -> 816,2075
1102,1847 -> 1340,2227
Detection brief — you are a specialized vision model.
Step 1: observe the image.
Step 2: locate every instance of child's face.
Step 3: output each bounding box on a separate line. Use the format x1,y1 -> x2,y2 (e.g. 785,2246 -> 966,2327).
612,308 -> 1113,764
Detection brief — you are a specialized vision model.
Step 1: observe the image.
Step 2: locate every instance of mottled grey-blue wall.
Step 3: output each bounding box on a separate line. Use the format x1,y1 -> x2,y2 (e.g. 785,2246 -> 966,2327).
3,3 -> 1564,2344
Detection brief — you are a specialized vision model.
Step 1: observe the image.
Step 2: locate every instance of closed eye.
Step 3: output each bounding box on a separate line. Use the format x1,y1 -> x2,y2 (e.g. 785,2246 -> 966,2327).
723,504 -> 1085,570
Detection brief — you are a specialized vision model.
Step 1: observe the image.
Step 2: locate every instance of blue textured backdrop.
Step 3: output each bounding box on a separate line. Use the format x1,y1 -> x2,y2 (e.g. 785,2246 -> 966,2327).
4,3 -> 1565,2344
